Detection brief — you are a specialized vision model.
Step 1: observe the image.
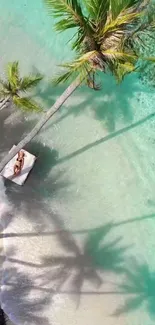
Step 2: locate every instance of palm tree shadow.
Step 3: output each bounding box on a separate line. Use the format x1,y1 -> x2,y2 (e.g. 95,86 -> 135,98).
33,79 -> 66,110
84,223 -> 129,273
32,66 -> 139,132
77,72 -> 153,132
5,141 -> 70,230
113,259 -> 155,318
38,71 -> 150,133
1,266 -> 51,325
0,246 -> 51,324
31,65 -> 66,110
0,105 -> 36,160
39,223 -> 129,307
87,73 -> 136,131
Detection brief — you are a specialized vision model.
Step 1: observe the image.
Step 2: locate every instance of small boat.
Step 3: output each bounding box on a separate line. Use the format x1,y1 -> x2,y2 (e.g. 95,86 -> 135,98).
1,145 -> 36,185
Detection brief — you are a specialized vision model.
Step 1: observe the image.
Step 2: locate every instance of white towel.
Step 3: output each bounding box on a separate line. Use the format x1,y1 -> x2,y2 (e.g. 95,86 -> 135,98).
1,145 -> 36,185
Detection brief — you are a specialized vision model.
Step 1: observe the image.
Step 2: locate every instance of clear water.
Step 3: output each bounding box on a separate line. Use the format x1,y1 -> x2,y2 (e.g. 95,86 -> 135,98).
1,1 -> 155,325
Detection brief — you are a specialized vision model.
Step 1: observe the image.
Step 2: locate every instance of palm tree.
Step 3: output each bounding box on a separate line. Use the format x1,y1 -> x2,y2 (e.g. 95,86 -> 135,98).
0,61 -> 43,112
0,0 -> 154,172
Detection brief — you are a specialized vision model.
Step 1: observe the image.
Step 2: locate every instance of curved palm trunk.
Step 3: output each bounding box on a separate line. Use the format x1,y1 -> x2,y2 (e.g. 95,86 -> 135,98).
0,78 -> 81,173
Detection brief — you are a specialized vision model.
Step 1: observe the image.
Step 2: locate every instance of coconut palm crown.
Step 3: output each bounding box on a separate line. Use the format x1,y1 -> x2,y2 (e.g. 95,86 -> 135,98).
45,0 -> 155,88
0,61 -> 43,111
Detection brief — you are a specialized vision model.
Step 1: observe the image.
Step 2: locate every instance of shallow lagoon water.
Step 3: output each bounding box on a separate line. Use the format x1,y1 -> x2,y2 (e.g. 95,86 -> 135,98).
1,1 -> 155,325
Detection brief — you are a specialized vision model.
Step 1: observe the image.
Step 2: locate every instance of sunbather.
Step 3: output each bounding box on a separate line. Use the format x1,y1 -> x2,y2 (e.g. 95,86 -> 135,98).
14,151 -> 25,176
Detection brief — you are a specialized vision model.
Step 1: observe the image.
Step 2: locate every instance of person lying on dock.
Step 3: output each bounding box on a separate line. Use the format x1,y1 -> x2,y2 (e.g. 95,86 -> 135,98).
13,151 -> 25,176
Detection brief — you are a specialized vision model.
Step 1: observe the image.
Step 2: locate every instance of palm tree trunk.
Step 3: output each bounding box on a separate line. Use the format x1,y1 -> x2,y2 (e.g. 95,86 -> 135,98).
0,78 -> 81,172
0,96 -> 10,110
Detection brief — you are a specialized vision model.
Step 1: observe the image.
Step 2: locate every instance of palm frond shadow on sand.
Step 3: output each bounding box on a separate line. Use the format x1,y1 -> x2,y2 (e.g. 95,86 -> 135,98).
0,245 -> 51,325
113,259 -> 155,318
38,223 -> 129,307
5,141 -> 69,231
4,223 -> 128,309
0,105 -> 35,160
1,266 -> 51,325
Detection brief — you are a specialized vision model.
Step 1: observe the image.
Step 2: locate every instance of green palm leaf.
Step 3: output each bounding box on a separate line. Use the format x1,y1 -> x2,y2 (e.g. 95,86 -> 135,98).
52,52 -> 95,85
19,74 -> 43,92
52,49 -> 137,85
0,79 -> 11,91
84,0 -> 141,21
13,96 -> 43,112
102,11 -> 142,36
52,63 -> 90,85
84,0 -> 110,22
6,61 -> 20,88
113,62 -> 136,82
0,61 -> 43,112
110,0 -> 140,19
45,0 -> 152,89
44,0 -> 86,32
52,70 -> 75,85
0,89 -> 10,98
101,49 -> 137,63
142,56 -> 155,62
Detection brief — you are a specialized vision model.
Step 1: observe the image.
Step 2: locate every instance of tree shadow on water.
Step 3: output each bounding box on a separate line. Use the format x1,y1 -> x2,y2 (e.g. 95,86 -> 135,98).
113,259 -> 155,319
33,66 -> 141,133
53,111 -> 155,166
88,73 -> 137,132
43,73 -> 148,134
30,65 -> 153,136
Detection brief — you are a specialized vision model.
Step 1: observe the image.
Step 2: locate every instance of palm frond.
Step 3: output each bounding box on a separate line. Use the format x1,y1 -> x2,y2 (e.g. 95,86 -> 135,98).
52,70 -> 75,85
0,79 -> 11,91
101,49 -> 137,63
83,0 -> 110,22
44,0 -> 86,32
53,49 -> 137,86
52,63 -> 90,85
46,0 -> 152,88
0,79 -> 12,99
0,89 -> 10,98
102,11 -> 142,36
13,96 -> 43,112
110,0 -> 140,19
19,74 -> 43,92
113,61 -> 136,82
52,52 -> 96,85
71,29 -> 86,51
6,61 -> 20,88
141,56 -> 155,63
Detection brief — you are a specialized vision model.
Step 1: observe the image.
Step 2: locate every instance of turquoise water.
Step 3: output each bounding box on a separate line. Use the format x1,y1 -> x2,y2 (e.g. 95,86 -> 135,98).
1,1 -> 155,325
